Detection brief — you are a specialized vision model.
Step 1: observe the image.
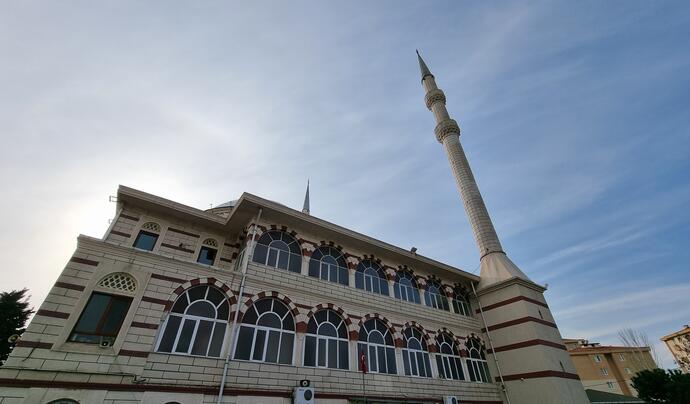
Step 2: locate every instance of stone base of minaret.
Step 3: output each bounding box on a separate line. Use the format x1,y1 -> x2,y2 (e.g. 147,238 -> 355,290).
476,255 -> 589,404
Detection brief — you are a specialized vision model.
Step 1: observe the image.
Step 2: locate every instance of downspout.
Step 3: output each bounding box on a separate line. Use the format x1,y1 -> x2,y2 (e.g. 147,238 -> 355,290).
472,281 -> 512,404
217,208 -> 263,404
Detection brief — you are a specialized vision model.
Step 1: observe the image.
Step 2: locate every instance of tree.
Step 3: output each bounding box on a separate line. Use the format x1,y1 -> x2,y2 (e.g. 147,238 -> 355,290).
632,368 -> 690,404
0,288 -> 34,365
618,327 -> 660,369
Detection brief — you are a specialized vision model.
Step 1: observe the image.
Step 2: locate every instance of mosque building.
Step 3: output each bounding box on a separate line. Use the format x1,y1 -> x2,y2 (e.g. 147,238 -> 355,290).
0,54 -> 589,404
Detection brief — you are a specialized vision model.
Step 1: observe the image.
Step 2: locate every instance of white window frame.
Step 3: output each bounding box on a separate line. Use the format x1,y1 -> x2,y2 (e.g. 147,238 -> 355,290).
154,286 -> 230,358
594,354 -> 603,363
436,339 -> 465,381
233,299 -> 296,365
303,311 -> 348,370
402,335 -> 431,378
601,367 -> 609,376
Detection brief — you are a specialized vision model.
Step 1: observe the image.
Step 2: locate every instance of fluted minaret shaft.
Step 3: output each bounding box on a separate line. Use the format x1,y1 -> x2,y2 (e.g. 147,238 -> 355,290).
421,69 -> 504,258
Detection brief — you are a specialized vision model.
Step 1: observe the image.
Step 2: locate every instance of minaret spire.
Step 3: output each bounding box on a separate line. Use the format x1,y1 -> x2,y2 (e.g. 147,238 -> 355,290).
418,51 -> 529,288
416,49 -> 434,82
302,180 -> 310,215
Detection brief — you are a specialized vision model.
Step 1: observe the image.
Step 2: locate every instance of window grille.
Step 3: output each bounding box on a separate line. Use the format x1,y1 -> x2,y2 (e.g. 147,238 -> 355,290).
98,272 -> 137,293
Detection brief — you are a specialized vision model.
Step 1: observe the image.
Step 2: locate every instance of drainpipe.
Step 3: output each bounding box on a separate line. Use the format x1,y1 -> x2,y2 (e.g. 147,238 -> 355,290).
217,208 -> 262,404
472,281 -> 512,404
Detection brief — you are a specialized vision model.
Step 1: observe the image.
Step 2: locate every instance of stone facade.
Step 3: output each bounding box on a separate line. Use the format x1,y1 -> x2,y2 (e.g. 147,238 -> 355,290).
0,187 -> 503,404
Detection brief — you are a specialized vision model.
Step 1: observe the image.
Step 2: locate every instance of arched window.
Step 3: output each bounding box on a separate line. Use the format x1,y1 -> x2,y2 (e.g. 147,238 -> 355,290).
303,309 -> 349,369
358,319 -> 397,375
47,400 -> 79,404
308,246 -> 349,286
354,260 -> 389,296
393,272 -> 420,304
133,221 -> 161,251
424,280 -> 449,311
252,231 -> 302,273
436,333 -> 465,380
156,285 -> 230,357
467,337 -> 491,383
197,238 -> 218,266
452,286 -> 472,316
234,298 -> 295,364
401,327 -> 432,377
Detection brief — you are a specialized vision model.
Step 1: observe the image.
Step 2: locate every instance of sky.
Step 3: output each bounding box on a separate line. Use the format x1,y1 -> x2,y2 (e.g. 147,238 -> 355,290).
1,1 -> 689,368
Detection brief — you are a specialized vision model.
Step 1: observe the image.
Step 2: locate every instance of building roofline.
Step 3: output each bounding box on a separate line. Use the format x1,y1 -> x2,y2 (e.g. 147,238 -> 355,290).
117,185 -> 480,282
568,346 -> 651,355
660,325 -> 690,341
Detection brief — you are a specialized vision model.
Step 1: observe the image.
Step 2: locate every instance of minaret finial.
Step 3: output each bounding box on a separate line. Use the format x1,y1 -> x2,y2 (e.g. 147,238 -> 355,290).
416,49 -> 434,82
302,180 -> 310,215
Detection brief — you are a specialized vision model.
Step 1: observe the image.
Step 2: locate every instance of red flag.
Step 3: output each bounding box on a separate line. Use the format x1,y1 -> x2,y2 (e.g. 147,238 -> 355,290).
359,350 -> 367,373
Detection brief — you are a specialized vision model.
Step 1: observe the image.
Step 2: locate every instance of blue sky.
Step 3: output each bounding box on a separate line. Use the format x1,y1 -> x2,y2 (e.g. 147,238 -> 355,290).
1,1 -> 689,367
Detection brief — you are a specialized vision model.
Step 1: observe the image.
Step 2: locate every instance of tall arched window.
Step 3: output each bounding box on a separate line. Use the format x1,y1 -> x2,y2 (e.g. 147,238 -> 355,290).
252,231 -> 302,273
303,309 -> 349,370
393,272 -> 420,304
467,337 -> 491,383
358,319 -> 397,374
308,246 -> 349,286
234,298 -> 295,364
402,327 -> 432,377
355,260 -> 389,296
156,285 -> 229,357
424,280 -> 449,311
452,286 -> 472,316
435,333 -> 465,380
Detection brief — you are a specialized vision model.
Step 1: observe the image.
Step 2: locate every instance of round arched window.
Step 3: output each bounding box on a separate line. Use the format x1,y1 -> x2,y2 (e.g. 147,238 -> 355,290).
155,285 -> 230,357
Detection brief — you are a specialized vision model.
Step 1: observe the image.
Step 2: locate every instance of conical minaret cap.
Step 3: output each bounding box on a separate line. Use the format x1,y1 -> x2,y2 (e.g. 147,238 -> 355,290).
302,180 -> 310,215
416,50 -> 434,82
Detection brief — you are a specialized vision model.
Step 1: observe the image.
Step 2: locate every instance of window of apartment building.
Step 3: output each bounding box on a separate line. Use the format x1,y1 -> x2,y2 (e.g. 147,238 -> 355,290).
436,333 -> 465,380
133,222 -> 161,251
625,367 -> 632,374
452,286 -> 472,316
467,337 -> 491,383
619,353 -> 626,361
402,327 -> 432,378
68,292 -> 132,345
425,280 -> 450,311
601,367 -> 609,376
197,238 -> 218,266
308,246 -> 349,286
355,260 -> 389,296
394,271 -> 421,304
607,381 -> 614,389
303,309 -> 349,370
252,231 -> 302,273
156,285 -> 230,357
594,354 -> 603,362
358,319 -> 397,375
234,298 -> 295,364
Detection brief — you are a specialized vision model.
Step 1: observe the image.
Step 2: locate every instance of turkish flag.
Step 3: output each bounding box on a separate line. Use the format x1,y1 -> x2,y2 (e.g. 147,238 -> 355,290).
359,350 -> 367,373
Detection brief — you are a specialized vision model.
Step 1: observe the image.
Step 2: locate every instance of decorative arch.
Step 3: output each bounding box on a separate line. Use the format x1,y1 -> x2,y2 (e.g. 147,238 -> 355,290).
167,277 -> 235,312
240,291 -> 302,326
155,283 -> 232,357
305,303 -> 356,338
97,272 -> 137,293
252,228 -> 303,273
358,313 -> 399,342
402,321 -> 434,350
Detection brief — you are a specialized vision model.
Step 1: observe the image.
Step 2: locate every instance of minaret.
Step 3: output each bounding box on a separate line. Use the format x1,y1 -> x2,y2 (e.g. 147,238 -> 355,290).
418,51 -> 588,404
302,180 -> 310,215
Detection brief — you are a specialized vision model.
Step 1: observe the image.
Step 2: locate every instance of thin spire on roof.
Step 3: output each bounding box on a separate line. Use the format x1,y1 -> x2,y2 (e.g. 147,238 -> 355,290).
302,180 -> 310,215
416,49 -> 434,82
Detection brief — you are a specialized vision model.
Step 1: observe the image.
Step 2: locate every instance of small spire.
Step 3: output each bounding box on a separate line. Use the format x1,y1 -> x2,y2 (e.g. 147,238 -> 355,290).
302,180 -> 310,215
416,49 -> 434,82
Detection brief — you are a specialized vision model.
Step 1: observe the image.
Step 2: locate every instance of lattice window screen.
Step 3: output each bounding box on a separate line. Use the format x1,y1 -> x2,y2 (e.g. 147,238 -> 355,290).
98,272 -> 137,293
